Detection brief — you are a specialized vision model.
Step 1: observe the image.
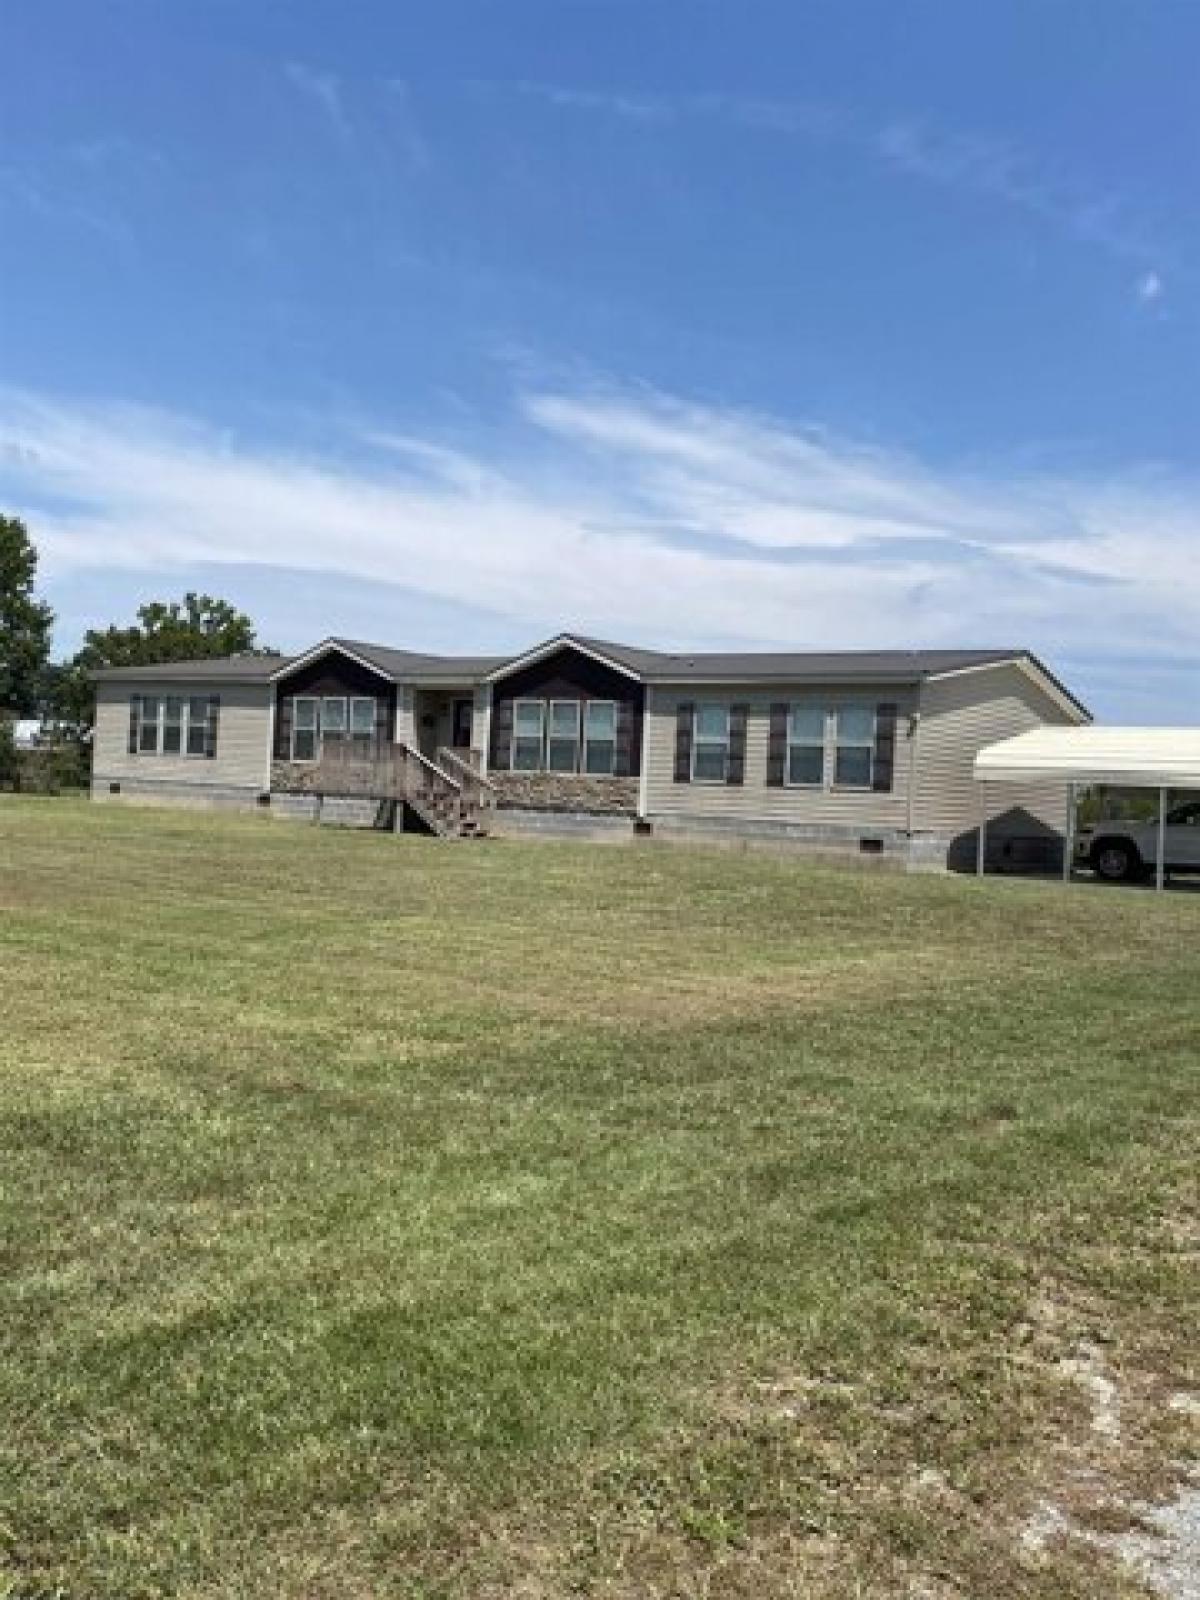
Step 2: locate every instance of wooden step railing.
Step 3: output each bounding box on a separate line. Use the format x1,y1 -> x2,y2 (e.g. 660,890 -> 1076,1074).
436,747 -> 497,835
303,740 -> 490,837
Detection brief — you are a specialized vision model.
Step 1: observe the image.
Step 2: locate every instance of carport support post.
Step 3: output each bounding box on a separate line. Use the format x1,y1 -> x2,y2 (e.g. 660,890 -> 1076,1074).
1062,782 -> 1076,883
1156,786 -> 1168,892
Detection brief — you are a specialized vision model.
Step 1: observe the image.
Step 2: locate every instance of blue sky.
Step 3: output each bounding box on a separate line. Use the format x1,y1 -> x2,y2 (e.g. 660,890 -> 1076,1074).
1,0 -> 1198,720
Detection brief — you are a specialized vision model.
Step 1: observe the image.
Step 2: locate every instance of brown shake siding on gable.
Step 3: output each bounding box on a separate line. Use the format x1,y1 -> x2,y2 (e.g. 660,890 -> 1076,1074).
487,646 -> 644,777
273,657 -> 397,761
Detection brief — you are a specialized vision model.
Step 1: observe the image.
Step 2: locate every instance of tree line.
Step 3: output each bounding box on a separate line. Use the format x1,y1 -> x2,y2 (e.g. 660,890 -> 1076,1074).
0,513 -> 272,788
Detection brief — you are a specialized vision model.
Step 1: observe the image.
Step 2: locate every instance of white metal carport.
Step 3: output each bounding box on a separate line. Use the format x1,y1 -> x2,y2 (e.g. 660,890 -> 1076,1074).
973,726 -> 1200,891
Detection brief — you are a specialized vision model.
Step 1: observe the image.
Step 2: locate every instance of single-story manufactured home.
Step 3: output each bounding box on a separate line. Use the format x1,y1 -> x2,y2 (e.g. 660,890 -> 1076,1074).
90,632 -> 1090,869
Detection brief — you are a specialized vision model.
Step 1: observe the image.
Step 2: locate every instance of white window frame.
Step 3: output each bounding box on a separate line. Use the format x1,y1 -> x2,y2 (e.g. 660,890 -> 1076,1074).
137,694 -> 162,754
349,697 -> 376,739
583,700 -> 617,776
291,696 -> 320,763
185,696 -> 210,759
691,702 -> 730,783
321,696 -> 348,738
832,704 -> 877,790
131,694 -> 218,758
160,695 -> 184,756
785,705 -> 827,789
511,699 -> 546,771
546,699 -> 581,774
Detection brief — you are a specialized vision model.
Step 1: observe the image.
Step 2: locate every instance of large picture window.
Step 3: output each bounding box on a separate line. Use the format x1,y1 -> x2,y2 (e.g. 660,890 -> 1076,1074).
583,701 -> 616,775
834,705 -> 876,788
692,703 -> 730,782
512,701 -> 545,770
547,700 -> 581,772
787,706 -> 826,786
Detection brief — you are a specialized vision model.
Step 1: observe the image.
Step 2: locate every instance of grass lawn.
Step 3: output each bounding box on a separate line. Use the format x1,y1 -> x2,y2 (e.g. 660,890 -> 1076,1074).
0,798 -> 1196,1599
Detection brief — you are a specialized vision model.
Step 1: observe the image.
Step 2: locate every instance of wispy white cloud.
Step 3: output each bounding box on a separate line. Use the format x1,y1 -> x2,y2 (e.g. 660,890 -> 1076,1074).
0,383 -> 1197,714
1136,269 -> 1164,303
512,83 -> 1164,268
285,61 -> 353,146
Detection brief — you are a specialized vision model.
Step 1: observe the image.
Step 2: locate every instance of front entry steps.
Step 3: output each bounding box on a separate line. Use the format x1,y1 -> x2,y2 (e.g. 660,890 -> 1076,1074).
301,744 -> 496,839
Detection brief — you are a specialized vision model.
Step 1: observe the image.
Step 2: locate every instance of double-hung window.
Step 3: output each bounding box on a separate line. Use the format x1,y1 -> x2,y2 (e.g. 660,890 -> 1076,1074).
787,706 -> 826,786
292,697 -> 319,761
692,703 -> 730,782
350,697 -> 375,748
834,705 -> 876,788
547,700 -> 581,772
161,696 -> 184,755
583,701 -> 617,775
186,697 -> 208,757
512,701 -> 545,770
137,694 -> 161,753
321,697 -> 347,741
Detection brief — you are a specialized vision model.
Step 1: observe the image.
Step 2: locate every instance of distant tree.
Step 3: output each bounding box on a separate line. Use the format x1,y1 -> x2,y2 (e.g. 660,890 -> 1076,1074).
74,592 -> 273,671
52,593 -> 276,733
0,515 -> 54,715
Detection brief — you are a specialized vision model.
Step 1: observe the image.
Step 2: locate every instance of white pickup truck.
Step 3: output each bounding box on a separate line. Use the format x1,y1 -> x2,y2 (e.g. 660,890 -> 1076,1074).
1076,799 -> 1200,881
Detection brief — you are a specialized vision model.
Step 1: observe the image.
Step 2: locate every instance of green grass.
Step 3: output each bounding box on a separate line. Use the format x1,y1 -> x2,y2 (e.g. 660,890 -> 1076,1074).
0,798 -> 1196,1598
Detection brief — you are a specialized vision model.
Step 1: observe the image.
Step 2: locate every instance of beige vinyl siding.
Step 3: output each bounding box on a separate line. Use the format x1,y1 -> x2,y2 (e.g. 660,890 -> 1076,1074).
93,680 -> 273,792
914,663 -> 1079,839
394,684 -> 417,747
642,683 -> 917,828
471,686 -> 490,758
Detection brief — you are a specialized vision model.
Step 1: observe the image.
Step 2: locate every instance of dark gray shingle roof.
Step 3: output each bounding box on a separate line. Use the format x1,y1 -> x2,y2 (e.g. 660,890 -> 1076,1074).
91,654 -> 288,683
91,633 -> 1086,716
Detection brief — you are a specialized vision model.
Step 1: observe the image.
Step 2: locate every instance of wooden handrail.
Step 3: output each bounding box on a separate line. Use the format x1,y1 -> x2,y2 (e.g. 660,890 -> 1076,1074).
436,746 -> 498,793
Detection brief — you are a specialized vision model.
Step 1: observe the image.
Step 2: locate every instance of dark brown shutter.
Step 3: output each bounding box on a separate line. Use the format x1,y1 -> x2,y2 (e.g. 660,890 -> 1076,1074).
204,695 -> 220,759
727,702 -> 748,786
614,700 -> 635,778
492,697 -> 513,769
872,702 -> 898,792
674,701 -> 694,783
766,702 -> 788,787
376,693 -> 391,752
274,695 -> 292,760
128,695 -> 140,755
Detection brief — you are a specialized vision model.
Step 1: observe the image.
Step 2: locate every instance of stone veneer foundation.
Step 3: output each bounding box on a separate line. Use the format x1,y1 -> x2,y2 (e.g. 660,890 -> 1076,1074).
487,772 -> 639,815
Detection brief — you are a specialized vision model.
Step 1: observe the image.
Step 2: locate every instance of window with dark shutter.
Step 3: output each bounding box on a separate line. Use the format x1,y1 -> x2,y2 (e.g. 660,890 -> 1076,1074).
727,703 -> 748,785
674,701 -> 694,783
872,702 -> 899,792
127,696 -> 140,755
766,703 -> 788,787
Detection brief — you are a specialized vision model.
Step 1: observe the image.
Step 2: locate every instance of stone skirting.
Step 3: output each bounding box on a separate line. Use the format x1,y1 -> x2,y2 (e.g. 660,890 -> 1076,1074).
488,772 -> 639,815
271,760 -> 326,794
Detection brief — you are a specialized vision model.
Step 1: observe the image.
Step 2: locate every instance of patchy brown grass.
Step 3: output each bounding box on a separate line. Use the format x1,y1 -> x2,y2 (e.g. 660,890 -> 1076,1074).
0,797 -> 1196,1598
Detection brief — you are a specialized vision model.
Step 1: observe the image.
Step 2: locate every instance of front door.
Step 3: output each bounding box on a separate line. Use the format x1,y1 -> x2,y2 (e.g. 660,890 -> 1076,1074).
452,698 -> 474,750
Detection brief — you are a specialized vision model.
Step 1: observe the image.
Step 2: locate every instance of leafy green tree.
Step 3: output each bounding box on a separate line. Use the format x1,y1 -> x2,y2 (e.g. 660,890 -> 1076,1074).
74,592 -> 273,671
0,515 -> 54,715
53,593 -> 276,733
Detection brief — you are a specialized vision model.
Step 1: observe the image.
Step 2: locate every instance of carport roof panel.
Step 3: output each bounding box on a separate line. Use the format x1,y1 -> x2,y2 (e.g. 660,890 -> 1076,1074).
975,726 -> 1200,788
